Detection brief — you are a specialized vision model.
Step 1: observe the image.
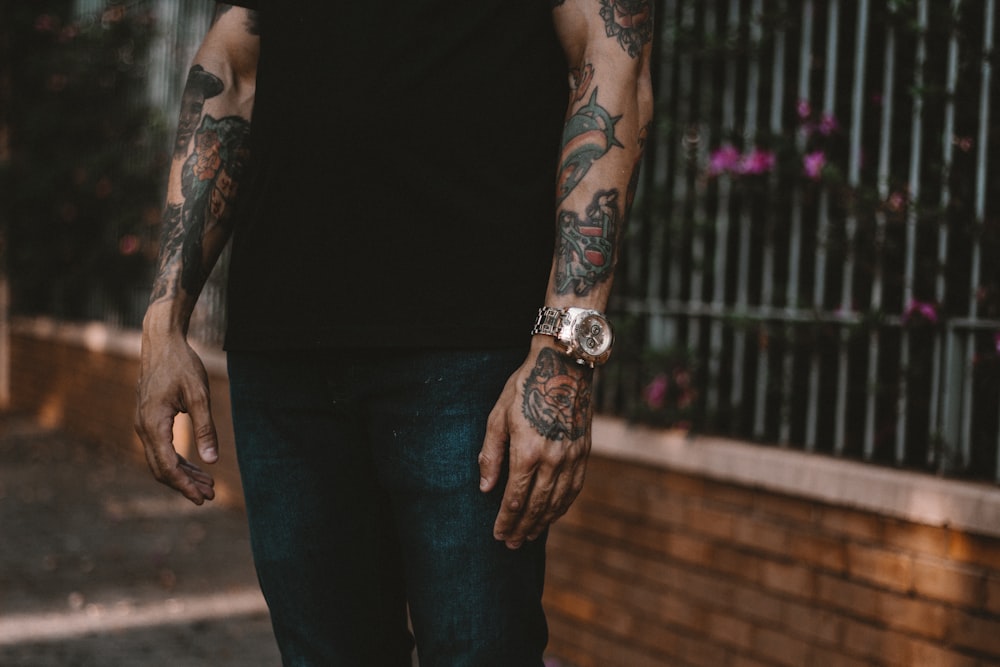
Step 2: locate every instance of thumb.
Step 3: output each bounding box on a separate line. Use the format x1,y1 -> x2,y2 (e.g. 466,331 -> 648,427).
479,409 -> 509,492
185,390 -> 219,464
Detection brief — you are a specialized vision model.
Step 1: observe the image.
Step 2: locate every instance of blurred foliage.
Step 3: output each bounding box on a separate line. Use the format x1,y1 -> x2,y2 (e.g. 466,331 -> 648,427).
0,1 -> 168,323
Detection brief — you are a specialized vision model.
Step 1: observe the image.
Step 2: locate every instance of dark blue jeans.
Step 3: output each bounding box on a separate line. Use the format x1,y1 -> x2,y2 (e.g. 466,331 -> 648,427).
227,348 -> 548,667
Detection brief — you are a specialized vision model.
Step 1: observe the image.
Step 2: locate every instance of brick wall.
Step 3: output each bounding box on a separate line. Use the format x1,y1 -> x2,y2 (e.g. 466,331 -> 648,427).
544,455 -> 1000,667
8,321 -> 1000,665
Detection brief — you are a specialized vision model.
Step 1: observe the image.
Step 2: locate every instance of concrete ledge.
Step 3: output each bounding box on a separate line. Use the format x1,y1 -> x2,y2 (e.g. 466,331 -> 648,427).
593,417 -> 1000,539
10,317 -> 228,376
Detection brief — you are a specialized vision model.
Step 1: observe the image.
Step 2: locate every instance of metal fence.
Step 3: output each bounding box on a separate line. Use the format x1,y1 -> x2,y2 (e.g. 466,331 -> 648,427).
603,0 -> 1000,482
58,1 -> 1000,480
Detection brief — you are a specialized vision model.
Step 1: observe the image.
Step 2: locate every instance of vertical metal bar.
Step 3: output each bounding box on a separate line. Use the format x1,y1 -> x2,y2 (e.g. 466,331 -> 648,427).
688,3 -> 717,354
967,0 -> 996,476
896,0 -> 928,465
865,19 -> 897,461
732,0 -> 763,431
644,0 -> 680,350
806,0 -> 841,451
833,0 -> 869,456
753,0 -> 786,440
707,0 -> 741,418
779,0 -> 815,445
655,0 -> 698,350
929,0 -> 961,468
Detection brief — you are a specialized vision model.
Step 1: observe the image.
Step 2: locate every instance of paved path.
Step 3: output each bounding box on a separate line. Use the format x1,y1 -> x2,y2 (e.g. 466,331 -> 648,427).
0,415 -> 282,666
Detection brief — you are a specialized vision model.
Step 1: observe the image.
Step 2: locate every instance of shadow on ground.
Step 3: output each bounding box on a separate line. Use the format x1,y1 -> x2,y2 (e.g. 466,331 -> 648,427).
0,414 -> 281,667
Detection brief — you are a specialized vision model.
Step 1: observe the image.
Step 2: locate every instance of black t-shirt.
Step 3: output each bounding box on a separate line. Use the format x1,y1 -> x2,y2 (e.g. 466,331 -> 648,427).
219,1 -> 567,350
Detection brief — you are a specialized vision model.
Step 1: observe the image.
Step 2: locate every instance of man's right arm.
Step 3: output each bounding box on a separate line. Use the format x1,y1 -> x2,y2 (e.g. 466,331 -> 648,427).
134,5 -> 259,504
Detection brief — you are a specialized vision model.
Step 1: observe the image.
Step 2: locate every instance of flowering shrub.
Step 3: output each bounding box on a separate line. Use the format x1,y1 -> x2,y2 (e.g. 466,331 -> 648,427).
0,2 -> 167,324
630,348 -> 700,430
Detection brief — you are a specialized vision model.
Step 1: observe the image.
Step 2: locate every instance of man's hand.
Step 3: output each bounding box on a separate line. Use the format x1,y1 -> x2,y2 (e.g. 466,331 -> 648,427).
479,345 -> 593,549
134,329 -> 218,505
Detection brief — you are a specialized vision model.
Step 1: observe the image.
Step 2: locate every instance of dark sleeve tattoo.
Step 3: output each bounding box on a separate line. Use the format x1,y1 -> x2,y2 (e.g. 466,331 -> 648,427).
555,189 -> 621,296
522,348 -> 593,441
599,0 -> 654,58
151,113 -> 250,302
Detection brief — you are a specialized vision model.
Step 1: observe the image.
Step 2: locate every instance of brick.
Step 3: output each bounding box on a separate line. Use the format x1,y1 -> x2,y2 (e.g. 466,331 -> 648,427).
701,478 -> 757,512
820,506 -> 883,543
733,585 -> 784,625
911,556 -> 987,609
666,531 -> 714,565
704,610 -> 755,651
787,531 -> 848,573
685,502 -> 736,540
987,575 -> 1000,615
948,530 -> 1000,571
877,593 -> 949,640
544,587 -> 600,623
760,559 -> 815,598
752,626 -> 812,667
946,609 -> 1000,657
753,490 -> 818,526
816,573 -> 881,620
881,519 -> 951,559
804,645 -> 872,667
711,544 -> 762,581
780,600 -> 842,645
732,515 -> 791,556
846,543 -> 914,592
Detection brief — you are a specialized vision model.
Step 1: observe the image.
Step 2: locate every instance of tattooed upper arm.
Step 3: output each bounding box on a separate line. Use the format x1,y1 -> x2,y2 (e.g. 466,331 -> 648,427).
598,1 -> 654,58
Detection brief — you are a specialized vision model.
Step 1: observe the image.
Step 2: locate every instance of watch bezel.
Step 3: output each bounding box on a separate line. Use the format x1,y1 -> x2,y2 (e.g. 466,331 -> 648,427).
558,307 -> 614,367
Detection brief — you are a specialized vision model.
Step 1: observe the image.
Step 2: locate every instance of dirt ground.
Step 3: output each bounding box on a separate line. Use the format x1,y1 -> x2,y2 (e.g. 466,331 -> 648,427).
0,414 -> 282,666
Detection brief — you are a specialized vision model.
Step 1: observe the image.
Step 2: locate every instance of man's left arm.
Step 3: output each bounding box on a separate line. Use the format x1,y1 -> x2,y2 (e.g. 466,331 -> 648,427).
479,0 -> 654,549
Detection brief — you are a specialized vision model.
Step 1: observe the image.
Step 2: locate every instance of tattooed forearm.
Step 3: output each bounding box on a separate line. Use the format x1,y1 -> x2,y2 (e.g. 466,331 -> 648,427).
522,348 -> 593,441
600,0 -> 654,58
151,113 -> 250,303
556,86 -> 622,204
554,188 -> 620,296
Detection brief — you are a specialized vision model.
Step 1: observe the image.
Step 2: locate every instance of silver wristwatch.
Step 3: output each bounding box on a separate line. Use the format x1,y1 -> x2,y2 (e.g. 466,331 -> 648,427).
531,306 -> 614,368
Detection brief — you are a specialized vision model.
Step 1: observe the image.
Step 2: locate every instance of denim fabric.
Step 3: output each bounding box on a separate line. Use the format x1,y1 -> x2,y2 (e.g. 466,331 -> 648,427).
227,348 -> 548,667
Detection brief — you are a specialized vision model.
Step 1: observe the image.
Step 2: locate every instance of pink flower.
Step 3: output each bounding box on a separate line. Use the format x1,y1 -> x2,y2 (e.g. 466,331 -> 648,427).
119,234 -> 140,256
708,145 -> 741,176
818,113 -> 839,136
738,148 -> 775,175
643,374 -> 669,410
35,14 -> 56,32
803,151 -> 826,181
994,332 -> 1000,355
796,99 -> 812,121
902,300 -> 938,325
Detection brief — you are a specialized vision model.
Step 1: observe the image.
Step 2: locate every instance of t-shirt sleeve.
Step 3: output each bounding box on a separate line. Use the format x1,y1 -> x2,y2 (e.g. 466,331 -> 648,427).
219,1 -> 258,8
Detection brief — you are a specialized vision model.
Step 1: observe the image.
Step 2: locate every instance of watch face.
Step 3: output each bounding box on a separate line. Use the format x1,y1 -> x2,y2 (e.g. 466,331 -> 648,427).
574,313 -> 613,360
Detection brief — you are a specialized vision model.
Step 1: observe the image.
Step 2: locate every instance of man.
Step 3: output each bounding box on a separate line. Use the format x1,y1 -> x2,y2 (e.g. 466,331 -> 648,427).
135,2 -> 652,665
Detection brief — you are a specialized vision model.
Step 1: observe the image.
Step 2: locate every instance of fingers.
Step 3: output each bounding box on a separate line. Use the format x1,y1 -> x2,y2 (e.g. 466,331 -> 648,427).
478,407 -> 509,493
134,341 -> 218,505
493,437 -> 588,549
137,411 -> 216,505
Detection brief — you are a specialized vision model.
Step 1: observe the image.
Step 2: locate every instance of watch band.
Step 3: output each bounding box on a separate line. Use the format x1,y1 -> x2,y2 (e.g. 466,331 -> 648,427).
532,306 -> 565,337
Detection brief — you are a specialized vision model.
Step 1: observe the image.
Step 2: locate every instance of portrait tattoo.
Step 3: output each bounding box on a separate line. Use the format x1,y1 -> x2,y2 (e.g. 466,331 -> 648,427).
522,348 -> 593,441
555,189 -> 621,296
556,88 -> 622,204
599,0 -> 654,58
